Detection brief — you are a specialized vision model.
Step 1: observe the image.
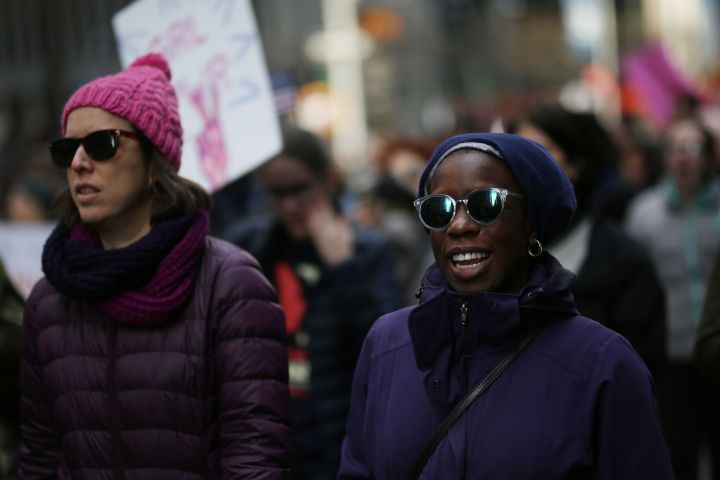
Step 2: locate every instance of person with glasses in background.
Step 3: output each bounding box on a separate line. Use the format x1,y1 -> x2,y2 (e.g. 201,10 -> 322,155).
339,133 -> 673,479
17,53 -> 290,479
223,127 -> 401,479
626,113 -> 720,480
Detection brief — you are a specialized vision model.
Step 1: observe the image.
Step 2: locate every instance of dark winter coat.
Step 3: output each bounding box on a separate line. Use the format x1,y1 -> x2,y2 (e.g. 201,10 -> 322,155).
227,218 -> 401,478
339,254 -> 673,479
695,249 -> 720,387
18,237 -> 290,480
572,217 -> 666,378
0,259 -> 23,475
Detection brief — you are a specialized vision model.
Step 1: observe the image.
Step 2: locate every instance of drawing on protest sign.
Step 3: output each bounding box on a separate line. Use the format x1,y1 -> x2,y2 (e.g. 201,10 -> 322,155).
112,0 -> 281,191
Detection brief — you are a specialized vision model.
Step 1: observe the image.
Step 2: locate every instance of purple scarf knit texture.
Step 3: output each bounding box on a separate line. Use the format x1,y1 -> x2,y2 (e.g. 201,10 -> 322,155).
42,211 -> 209,327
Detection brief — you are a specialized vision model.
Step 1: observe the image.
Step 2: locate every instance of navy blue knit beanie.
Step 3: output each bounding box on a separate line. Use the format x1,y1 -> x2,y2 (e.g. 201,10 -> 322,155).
418,132 -> 577,245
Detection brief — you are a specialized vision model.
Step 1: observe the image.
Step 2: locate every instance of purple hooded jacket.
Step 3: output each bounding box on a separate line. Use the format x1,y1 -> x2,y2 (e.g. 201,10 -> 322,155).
18,237 -> 290,479
339,254 -> 674,479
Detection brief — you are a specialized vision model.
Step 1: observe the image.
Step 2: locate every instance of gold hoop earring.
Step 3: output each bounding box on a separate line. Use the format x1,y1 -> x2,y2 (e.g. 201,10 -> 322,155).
528,238 -> 543,257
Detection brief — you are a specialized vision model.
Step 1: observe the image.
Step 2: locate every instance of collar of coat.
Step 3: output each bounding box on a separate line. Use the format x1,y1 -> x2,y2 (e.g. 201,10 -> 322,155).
408,253 -> 578,371
665,177 -> 720,210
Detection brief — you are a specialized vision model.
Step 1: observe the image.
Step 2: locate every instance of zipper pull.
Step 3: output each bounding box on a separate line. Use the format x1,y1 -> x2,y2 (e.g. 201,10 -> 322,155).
460,301 -> 468,327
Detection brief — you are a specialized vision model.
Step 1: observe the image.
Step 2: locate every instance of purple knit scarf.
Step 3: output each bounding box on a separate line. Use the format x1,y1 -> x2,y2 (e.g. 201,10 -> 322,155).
42,211 -> 209,327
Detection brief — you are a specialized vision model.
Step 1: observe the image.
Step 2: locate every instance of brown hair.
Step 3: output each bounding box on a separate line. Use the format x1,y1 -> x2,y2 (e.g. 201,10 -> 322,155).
374,137 -> 436,174
55,147 -> 211,228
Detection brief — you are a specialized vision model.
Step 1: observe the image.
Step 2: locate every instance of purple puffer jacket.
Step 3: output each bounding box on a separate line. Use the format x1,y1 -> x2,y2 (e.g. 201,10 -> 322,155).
339,254 -> 674,479
18,237 -> 290,480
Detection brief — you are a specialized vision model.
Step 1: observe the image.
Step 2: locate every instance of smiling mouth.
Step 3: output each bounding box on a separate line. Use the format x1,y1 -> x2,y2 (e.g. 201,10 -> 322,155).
451,251 -> 490,270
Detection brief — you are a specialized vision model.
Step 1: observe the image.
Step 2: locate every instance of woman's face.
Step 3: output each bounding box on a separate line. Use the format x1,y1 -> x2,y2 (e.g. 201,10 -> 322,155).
665,119 -> 710,196
428,150 -> 532,294
261,154 -> 327,240
64,107 -> 153,239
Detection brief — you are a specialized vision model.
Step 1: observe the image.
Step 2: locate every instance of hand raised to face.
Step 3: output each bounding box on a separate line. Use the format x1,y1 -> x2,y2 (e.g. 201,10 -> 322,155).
306,196 -> 355,267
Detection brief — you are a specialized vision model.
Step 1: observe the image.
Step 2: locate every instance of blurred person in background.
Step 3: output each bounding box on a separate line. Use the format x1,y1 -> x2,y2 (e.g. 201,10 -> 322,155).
0,259 -> 23,480
18,53 -> 290,479
507,105 -> 667,379
695,249 -> 720,403
224,127 -> 401,479
615,117 -> 664,193
210,173 -> 266,238
339,133 -> 672,479
4,176 -> 57,222
0,97 -> 59,223
354,136 -> 437,305
625,112 -> 720,480
605,116 -> 664,221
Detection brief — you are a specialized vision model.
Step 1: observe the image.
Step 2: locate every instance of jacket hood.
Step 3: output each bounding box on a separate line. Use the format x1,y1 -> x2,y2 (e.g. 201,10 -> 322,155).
417,253 -> 576,313
409,253 -> 577,371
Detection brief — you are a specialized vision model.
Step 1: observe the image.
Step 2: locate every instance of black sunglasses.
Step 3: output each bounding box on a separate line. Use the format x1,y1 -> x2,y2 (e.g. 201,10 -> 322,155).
49,129 -> 142,168
267,181 -> 317,200
414,187 -> 525,230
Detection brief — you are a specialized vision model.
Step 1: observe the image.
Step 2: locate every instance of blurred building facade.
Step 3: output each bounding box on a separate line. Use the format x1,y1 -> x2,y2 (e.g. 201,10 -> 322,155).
1,0 -> 719,211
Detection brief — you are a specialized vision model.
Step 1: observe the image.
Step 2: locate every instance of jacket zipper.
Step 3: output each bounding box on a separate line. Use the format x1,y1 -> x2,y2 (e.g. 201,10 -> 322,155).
107,322 -> 124,480
459,301 -> 471,359
459,298 -> 471,467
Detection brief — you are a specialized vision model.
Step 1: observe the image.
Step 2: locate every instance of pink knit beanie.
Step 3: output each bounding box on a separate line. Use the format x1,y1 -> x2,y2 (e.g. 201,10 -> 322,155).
61,53 -> 183,171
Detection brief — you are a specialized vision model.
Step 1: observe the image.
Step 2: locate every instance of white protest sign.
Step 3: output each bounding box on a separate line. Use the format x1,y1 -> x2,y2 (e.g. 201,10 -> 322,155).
0,222 -> 54,299
112,0 -> 281,191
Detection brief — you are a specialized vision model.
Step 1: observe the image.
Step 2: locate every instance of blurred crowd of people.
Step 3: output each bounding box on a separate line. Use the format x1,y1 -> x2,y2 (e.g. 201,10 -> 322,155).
3,60 -> 720,478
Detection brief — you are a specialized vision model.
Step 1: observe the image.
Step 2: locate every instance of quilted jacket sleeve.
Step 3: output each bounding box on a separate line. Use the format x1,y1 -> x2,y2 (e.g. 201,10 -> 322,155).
17,282 -> 61,480
212,248 -> 291,479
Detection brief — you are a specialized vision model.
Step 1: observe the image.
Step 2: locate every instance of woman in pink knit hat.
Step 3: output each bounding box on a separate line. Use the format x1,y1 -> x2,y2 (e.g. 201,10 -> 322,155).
17,53 -> 290,479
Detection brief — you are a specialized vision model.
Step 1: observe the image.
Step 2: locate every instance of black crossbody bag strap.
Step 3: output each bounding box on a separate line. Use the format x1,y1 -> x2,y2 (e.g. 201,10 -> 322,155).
411,325 -> 545,480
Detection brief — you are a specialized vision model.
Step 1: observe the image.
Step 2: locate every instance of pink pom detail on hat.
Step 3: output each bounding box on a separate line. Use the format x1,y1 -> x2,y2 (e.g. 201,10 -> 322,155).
61,53 -> 183,171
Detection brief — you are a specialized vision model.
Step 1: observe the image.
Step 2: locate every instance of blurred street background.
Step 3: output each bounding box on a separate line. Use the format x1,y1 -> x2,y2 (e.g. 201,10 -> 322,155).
2,2 -> 720,478
1,0 -> 719,219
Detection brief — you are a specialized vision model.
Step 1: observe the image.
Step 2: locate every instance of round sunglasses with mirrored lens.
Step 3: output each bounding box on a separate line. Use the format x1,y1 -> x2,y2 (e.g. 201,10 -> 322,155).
49,129 -> 141,168
414,187 -> 525,230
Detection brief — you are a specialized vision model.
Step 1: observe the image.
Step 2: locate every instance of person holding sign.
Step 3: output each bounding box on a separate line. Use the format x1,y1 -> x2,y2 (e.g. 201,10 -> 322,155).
18,53 -> 290,479
338,133 -> 673,479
